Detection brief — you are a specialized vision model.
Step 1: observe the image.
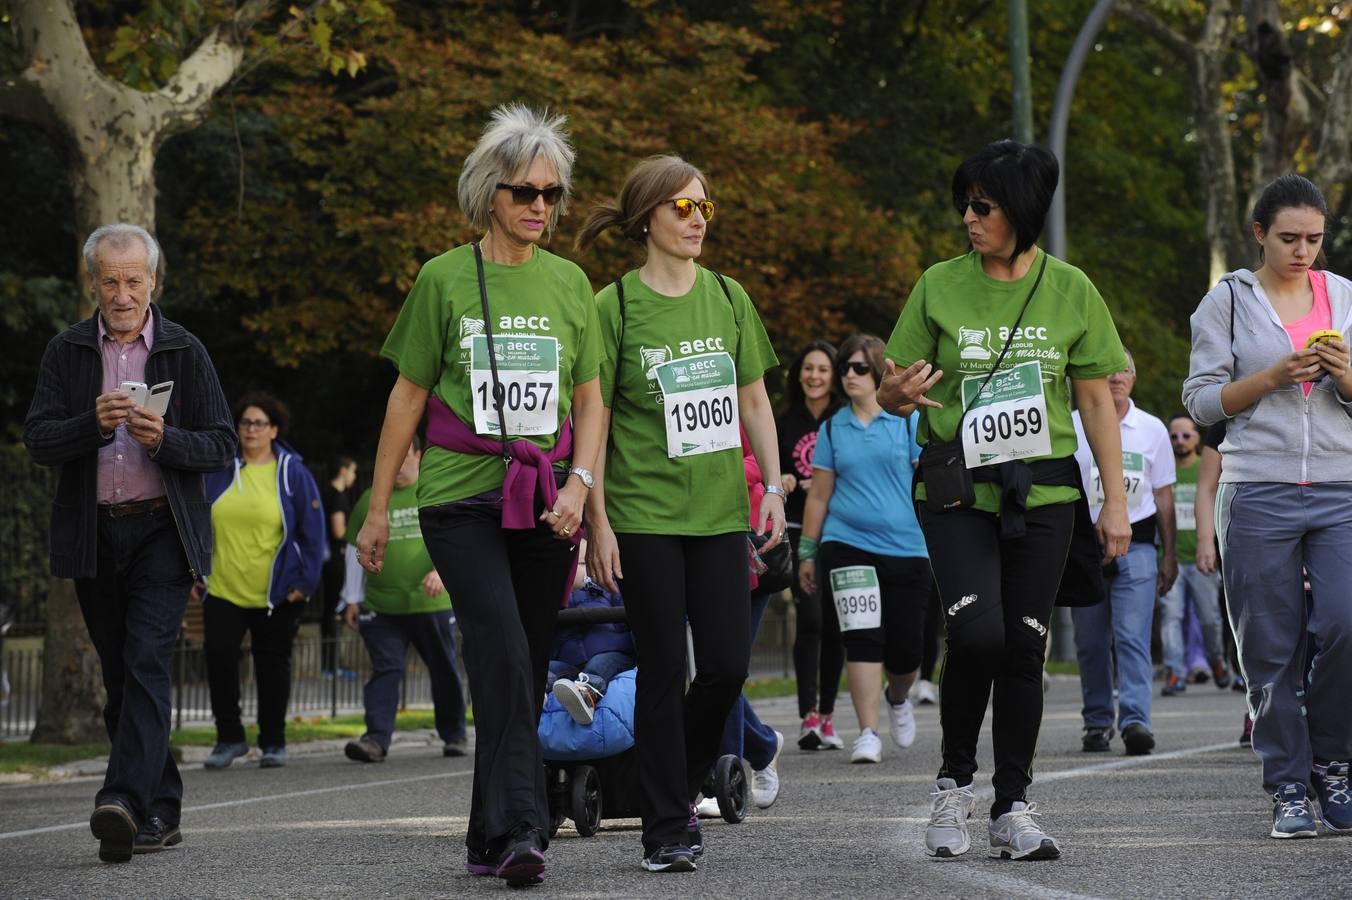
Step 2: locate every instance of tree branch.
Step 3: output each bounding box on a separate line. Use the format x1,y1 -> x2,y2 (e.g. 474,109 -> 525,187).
1313,28 -> 1352,188
155,0 -> 275,129
8,0 -> 99,83
1117,2 -> 1197,64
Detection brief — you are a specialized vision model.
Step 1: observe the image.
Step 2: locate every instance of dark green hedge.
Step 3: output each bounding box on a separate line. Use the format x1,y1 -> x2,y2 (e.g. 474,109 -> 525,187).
1,444 -> 55,635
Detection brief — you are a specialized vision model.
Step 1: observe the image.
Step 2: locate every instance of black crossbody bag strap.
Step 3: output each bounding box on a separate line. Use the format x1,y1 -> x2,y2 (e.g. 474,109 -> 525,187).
473,242 -> 512,465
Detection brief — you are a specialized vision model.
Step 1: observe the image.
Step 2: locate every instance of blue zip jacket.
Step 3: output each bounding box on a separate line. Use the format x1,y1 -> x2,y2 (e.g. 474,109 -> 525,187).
205,440 -> 327,609
551,580 -> 634,668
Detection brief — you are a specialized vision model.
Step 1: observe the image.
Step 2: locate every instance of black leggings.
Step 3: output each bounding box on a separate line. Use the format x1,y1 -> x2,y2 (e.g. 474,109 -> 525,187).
919,580 -> 942,682
920,502 -> 1074,816
419,498 -> 576,855
790,529 -> 845,718
616,531 -> 750,854
817,542 -> 932,670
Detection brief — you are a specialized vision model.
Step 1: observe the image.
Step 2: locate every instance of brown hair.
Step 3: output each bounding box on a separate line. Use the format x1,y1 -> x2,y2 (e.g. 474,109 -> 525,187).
833,334 -> 886,395
574,155 -> 710,252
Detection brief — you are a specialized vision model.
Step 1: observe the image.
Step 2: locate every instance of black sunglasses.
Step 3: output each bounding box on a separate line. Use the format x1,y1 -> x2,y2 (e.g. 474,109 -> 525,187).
496,183 -> 564,206
955,196 -> 1000,217
839,361 -> 872,377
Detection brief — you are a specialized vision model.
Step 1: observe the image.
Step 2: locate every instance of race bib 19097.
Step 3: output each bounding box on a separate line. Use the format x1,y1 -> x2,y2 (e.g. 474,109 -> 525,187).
655,351 -> 740,458
1174,481 -> 1196,531
1090,451 -> 1148,509
830,565 -> 882,632
959,360 -> 1052,468
470,334 -> 560,437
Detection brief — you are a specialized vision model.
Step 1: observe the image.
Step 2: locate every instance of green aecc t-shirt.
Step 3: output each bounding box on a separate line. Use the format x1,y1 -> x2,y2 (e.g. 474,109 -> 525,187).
884,249 -> 1127,514
597,267 -> 778,536
381,243 -> 601,508
1172,457 -> 1199,565
344,482 -> 450,615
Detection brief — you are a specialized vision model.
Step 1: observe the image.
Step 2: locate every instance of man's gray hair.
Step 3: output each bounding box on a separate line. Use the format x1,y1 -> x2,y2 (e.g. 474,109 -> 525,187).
84,224 -> 161,278
457,104 -> 575,234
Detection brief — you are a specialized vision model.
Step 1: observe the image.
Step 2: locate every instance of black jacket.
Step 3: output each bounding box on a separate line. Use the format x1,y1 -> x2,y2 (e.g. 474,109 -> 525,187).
23,304 -> 237,579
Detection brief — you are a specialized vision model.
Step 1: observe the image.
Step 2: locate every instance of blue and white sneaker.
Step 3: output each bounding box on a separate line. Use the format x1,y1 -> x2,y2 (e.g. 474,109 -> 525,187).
642,845 -> 696,872
1271,783 -> 1318,839
1313,762 -> 1352,833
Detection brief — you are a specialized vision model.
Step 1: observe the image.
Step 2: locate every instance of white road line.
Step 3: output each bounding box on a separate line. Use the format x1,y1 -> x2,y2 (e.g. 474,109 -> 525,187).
901,739 -> 1237,900
0,770 -> 473,841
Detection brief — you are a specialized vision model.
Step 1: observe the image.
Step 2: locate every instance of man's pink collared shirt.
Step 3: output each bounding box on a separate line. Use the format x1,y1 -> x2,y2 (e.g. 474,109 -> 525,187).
97,309 -> 165,505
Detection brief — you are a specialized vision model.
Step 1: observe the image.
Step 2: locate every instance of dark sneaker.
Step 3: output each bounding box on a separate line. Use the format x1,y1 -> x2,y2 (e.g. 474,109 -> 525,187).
495,829 -> 545,886
203,740 -> 248,769
1161,670 -> 1186,696
1239,715 -> 1254,747
1081,727 -> 1112,753
1122,724 -> 1155,756
344,737 -> 386,763
467,845 -> 498,877
687,803 -> 704,856
641,845 -> 696,872
1188,666 -> 1210,685
133,817 -> 182,854
1211,659 -> 1232,689
1271,783 -> 1318,839
259,746 -> 287,768
442,738 -> 468,758
90,801 -> 137,864
1312,761 -> 1352,833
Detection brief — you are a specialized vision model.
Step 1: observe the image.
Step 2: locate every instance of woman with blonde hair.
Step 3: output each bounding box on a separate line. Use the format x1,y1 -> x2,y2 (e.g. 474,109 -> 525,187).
576,155 -> 784,873
357,104 -> 604,886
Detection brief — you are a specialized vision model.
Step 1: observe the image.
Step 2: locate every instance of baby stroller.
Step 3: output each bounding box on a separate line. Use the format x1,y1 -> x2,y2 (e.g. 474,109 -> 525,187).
538,603 -> 750,837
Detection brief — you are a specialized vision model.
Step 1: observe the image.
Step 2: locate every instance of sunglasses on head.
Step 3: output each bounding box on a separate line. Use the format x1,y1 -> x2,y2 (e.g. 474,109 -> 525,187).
669,198 -> 716,221
840,361 -> 872,377
955,196 -> 1000,217
496,183 -> 564,206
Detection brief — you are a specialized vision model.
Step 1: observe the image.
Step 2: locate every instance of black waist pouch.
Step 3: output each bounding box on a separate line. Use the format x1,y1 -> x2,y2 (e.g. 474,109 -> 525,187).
918,438 -> 975,512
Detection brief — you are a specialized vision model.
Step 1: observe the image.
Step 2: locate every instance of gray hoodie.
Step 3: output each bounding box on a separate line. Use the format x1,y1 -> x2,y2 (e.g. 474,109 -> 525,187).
1182,268 -> 1352,484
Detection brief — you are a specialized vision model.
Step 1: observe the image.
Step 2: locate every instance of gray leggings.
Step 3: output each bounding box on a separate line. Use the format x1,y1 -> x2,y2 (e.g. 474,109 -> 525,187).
1218,481 -> 1352,793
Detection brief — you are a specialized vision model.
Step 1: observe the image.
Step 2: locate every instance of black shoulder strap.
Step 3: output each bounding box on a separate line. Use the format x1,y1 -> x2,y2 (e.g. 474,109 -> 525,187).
473,242 -> 511,465
711,270 -> 734,305
611,277 -> 627,409
1225,279 -> 1236,352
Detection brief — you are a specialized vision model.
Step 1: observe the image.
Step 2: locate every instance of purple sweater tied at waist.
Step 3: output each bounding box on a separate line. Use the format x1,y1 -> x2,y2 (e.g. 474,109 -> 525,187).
425,394 -> 579,541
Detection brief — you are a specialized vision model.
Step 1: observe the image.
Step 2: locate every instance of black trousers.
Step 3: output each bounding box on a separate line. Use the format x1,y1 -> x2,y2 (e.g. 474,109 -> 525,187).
919,579 -> 942,682
420,498 -> 576,854
203,594 -> 304,748
616,531 -> 751,854
789,529 -> 845,718
920,502 -> 1074,812
74,506 -> 192,827
817,542 -> 932,669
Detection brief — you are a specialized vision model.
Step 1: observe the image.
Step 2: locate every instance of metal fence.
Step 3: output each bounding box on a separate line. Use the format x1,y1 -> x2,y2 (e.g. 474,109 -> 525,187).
1,600 -> 795,741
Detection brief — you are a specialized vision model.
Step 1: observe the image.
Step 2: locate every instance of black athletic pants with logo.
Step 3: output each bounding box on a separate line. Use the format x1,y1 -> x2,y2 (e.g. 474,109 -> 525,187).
616,531 -> 751,855
919,502 -> 1074,817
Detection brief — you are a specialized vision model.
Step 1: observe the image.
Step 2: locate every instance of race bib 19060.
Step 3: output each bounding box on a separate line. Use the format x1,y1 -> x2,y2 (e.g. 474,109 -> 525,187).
470,334 -> 560,437
830,565 -> 882,632
959,360 -> 1052,468
655,351 -> 740,458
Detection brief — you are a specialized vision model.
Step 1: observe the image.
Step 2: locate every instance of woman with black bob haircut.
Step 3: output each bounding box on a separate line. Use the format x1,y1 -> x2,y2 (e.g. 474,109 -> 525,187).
880,139 -> 1131,860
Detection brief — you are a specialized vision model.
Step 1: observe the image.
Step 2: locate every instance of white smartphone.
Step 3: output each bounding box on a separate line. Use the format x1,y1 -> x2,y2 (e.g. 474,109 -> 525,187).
118,380 -> 173,416
119,380 -> 148,407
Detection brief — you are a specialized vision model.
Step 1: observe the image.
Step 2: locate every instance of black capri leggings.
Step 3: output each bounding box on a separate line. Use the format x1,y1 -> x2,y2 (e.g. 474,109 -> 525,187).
818,541 -> 932,671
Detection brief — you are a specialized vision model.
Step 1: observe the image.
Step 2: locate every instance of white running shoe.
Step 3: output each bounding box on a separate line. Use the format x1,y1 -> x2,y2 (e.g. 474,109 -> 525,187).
820,717 -> 845,750
889,698 -> 917,748
850,728 -> 882,763
988,801 -> 1060,860
752,730 -> 784,808
925,777 -> 975,858
913,679 -> 939,705
694,795 -> 721,819
552,677 -> 602,726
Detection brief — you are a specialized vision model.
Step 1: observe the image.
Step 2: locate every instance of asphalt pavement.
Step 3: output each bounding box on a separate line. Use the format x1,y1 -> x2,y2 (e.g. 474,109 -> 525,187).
2,678 -> 1347,899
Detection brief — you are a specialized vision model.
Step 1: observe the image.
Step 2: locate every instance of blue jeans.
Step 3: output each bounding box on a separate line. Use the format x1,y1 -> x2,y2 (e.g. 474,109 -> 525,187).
74,506 -> 192,827
1073,541 -> 1157,732
358,609 -> 467,750
1160,563 -> 1224,674
718,592 -> 780,770
548,650 -> 635,695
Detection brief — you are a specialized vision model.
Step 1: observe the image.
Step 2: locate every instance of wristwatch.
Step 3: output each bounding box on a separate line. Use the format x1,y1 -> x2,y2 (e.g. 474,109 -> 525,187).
763,484 -> 787,499
568,466 -> 595,489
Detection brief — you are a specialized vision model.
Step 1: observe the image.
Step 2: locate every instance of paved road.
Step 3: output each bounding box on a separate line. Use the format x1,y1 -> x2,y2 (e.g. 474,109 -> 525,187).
2,679 -> 1346,898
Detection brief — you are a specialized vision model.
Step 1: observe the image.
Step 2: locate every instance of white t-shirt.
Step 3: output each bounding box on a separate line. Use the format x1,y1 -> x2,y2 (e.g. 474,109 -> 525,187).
1072,401 -> 1175,525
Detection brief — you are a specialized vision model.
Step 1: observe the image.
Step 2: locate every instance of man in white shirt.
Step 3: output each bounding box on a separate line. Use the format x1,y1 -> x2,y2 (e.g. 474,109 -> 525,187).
1070,349 -> 1176,756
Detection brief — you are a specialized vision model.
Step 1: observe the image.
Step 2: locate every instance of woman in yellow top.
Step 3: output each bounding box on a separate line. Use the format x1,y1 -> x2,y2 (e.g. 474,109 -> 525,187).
202,391 -> 327,770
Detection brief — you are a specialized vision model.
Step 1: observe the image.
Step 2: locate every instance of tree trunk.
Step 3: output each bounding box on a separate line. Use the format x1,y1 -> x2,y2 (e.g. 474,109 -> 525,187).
29,579 -> 107,744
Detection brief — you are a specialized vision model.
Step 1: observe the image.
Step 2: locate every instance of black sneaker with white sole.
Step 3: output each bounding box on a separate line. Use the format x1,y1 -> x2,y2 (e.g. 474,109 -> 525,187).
642,845 -> 696,872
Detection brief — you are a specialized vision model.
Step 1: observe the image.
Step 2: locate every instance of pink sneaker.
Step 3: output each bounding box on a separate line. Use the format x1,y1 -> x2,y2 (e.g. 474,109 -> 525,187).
820,716 -> 845,750
798,712 -> 823,751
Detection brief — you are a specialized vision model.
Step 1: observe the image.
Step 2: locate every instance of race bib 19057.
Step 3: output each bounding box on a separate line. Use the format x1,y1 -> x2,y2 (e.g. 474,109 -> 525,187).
470,334 -> 560,437
655,351 -> 740,458
830,565 -> 882,632
959,360 -> 1052,468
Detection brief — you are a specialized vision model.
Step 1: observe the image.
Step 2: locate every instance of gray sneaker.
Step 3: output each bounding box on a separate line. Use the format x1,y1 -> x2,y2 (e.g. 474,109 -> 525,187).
988,801 -> 1060,860
203,741 -> 248,770
925,778 -> 975,858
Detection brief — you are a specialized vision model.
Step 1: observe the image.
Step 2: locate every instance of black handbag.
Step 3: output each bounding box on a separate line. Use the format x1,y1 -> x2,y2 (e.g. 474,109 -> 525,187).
919,254 -> 1047,512
747,530 -> 795,594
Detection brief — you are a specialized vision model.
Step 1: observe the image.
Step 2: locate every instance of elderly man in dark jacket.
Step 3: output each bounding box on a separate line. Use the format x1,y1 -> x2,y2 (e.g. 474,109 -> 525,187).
23,224 -> 236,864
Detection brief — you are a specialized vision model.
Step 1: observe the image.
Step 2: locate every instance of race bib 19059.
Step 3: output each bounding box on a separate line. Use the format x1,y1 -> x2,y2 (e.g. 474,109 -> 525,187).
655,351 -> 740,458
830,565 -> 882,632
470,334 -> 560,436
959,360 -> 1052,468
